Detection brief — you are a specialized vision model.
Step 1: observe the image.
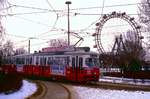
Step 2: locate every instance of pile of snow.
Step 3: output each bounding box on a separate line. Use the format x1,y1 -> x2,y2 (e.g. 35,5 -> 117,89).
74,86 -> 150,99
0,80 -> 37,99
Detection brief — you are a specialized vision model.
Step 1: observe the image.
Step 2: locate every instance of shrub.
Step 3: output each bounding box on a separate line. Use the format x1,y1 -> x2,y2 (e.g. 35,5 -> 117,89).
0,73 -> 23,94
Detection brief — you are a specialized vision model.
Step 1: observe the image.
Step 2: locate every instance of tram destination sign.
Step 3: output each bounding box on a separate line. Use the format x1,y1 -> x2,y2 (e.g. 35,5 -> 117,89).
42,46 -> 74,52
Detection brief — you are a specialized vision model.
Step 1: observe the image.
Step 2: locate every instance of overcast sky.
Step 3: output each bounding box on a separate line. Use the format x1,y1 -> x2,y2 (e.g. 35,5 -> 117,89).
2,0 -> 141,52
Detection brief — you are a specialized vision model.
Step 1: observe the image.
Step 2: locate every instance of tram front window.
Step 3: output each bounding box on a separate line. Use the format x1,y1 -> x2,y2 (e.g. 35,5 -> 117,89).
85,58 -> 98,67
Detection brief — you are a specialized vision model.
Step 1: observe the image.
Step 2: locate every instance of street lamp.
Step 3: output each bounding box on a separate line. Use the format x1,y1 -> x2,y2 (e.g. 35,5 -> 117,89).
65,1 -> 72,46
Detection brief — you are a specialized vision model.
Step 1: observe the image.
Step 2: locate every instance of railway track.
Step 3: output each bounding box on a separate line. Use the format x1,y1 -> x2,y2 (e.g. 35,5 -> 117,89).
27,78 -> 150,99
89,81 -> 150,91
58,80 -> 150,92
28,80 -> 71,99
57,83 -> 71,99
27,81 -> 48,99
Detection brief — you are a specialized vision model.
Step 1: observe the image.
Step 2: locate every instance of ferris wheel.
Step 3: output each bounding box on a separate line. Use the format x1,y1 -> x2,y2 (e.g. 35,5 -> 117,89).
93,11 -> 143,54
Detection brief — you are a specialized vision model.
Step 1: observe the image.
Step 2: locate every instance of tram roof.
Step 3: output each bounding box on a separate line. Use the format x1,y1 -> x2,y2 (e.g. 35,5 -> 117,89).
34,50 -> 98,55
12,47 -> 99,57
12,50 -> 98,57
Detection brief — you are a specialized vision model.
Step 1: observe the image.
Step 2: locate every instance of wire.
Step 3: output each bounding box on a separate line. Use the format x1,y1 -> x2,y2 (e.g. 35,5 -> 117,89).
66,3 -> 145,11
74,13 -> 139,16
9,3 -> 62,12
101,0 -> 105,15
46,0 -> 58,15
0,5 -> 13,11
7,11 -> 50,16
77,0 -> 105,36
78,0 -> 105,32
39,32 -> 66,38
5,33 -> 31,38
42,0 -> 59,37
12,16 -> 51,27
37,16 -> 59,36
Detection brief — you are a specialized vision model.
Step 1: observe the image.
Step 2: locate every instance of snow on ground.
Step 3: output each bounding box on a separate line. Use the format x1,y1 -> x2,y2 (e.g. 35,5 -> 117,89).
99,76 -> 150,86
0,80 -> 37,99
74,86 -> 150,99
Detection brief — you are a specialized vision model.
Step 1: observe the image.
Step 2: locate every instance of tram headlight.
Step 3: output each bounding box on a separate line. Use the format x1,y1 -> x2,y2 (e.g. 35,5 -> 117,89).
67,71 -> 70,74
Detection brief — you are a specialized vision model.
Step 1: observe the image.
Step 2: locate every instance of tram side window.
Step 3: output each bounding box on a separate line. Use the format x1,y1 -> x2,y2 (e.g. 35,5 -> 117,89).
47,57 -> 53,65
16,58 -> 24,64
85,58 -> 97,67
72,57 -> 75,69
67,56 -> 70,65
13,58 -> 16,64
44,57 -> 46,65
36,57 -> 39,65
29,57 -> 32,64
25,57 -> 29,65
79,57 -> 83,68
16,58 -> 19,64
62,57 -> 68,66
53,57 -> 60,65
20,58 -> 25,64
40,57 -> 43,65
25,58 -> 27,64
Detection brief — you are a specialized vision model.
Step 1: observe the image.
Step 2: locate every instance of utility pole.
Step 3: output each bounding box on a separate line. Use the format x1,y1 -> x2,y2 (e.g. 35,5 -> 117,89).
65,1 -> 71,46
28,37 -> 36,54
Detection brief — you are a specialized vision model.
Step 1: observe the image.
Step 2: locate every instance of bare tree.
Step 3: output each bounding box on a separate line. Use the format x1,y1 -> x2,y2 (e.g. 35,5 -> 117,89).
48,39 -> 68,47
123,30 -> 144,58
139,0 -> 150,31
2,40 -> 14,56
14,48 -> 27,55
0,0 -> 9,65
118,30 -> 144,71
0,0 -> 9,42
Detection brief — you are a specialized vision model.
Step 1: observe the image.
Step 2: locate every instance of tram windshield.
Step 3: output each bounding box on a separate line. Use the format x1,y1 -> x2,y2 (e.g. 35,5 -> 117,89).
85,58 -> 99,67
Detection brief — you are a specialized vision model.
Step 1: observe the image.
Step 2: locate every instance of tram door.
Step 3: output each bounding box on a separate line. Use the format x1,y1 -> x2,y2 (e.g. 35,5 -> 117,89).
72,56 -> 83,81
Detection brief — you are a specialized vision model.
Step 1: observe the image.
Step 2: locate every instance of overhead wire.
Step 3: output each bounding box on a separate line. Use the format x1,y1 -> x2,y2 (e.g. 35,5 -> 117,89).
9,3 -> 62,12
5,1 -> 150,49
74,13 -> 139,16
35,0 -> 60,37
65,3 -> 146,11
78,0 -> 105,33
0,5 -> 13,11
5,33 -> 31,38
12,15 -> 51,27
36,14 -> 59,36
101,0 -> 105,15
7,2 -> 144,12
46,0 -> 58,15
7,11 -> 50,16
6,2 -> 144,16
5,2 -> 149,17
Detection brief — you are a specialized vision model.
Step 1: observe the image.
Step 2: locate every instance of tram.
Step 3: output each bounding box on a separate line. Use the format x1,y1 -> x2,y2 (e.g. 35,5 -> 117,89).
0,46 -> 100,82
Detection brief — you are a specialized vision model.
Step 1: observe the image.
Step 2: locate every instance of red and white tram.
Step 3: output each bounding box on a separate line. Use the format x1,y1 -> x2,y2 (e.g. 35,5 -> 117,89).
1,47 -> 100,82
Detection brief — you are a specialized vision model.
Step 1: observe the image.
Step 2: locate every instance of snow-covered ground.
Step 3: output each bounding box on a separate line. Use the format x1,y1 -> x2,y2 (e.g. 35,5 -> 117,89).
0,80 -> 37,99
99,76 -> 150,86
74,76 -> 150,99
74,86 -> 150,99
